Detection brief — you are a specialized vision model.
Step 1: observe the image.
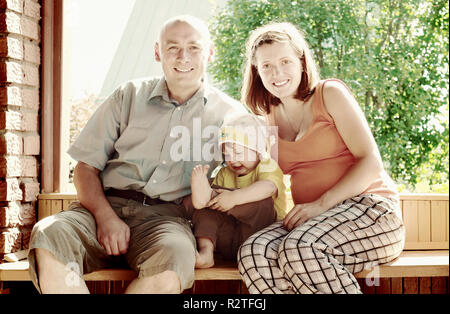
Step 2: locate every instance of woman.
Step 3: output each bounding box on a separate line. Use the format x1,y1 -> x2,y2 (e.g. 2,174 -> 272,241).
237,22 -> 405,294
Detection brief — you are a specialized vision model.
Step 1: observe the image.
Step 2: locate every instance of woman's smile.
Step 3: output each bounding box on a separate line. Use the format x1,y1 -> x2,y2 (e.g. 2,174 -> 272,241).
273,79 -> 290,87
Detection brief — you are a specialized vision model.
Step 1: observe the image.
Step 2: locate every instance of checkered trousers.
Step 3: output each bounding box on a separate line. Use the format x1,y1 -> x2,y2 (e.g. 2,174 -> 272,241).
237,194 -> 405,294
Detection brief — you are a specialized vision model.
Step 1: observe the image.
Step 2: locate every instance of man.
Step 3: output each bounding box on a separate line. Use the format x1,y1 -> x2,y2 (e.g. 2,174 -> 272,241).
28,15 -> 245,294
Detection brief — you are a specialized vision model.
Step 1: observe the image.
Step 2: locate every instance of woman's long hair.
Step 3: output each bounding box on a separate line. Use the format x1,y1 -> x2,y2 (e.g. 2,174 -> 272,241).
241,22 -> 321,115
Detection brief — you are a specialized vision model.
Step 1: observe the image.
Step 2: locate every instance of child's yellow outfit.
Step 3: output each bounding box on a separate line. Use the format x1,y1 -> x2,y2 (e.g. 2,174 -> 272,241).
192,112 -> 287,260
213,158 -> 287,220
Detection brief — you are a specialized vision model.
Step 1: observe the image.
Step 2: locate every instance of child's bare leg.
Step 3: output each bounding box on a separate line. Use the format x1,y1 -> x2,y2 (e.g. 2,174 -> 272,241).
195,237 -> 215,269
191,165 -> 212,209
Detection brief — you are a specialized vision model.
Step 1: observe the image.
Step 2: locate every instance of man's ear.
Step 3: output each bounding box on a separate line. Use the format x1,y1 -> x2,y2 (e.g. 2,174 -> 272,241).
155,43 -> 161,62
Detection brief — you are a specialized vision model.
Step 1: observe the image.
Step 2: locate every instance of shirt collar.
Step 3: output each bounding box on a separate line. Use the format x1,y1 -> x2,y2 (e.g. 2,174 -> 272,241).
148,76 -> 209,106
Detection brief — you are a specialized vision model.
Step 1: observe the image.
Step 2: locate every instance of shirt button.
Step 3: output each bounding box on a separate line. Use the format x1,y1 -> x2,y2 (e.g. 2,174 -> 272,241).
153,180 -> 157,184
162,160 -> 167,165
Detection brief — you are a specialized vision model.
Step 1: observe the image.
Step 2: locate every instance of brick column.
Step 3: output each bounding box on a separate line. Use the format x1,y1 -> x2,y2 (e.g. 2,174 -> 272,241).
0,0 -> 40,256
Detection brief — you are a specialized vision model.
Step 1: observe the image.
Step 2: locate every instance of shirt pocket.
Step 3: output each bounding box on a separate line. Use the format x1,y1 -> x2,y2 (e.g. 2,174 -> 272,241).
114,122 -> 165,159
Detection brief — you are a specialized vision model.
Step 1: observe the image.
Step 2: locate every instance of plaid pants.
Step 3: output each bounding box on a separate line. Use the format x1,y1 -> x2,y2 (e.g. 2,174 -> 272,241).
238,194 -> 405,294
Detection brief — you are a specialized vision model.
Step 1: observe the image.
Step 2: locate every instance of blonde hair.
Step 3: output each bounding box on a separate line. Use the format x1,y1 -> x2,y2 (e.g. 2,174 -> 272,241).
241,22 -> 320,115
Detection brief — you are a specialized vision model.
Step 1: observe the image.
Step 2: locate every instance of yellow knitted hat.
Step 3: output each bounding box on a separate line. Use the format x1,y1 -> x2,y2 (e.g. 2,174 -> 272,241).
219,112 -> 270,160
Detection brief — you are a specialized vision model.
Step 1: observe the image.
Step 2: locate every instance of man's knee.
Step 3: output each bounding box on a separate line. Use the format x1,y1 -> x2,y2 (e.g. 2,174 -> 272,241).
126,270 -> 182,294
151,270 -> 182,293
136,236 -> 196,291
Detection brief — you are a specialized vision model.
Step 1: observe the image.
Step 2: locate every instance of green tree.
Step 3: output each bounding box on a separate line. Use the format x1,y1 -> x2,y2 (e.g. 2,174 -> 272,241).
208,0 -> 449,191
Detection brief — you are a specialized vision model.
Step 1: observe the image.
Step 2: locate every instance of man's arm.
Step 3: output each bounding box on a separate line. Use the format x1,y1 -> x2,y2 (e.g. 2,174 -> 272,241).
73,162 -> 130,256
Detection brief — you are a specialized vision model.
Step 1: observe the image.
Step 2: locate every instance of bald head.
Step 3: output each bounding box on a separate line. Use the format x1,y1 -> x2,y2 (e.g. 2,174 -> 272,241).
158,15 -> 212,47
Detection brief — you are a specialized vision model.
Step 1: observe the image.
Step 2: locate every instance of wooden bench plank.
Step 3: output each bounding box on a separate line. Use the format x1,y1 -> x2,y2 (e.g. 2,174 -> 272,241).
1,251 -> 448,282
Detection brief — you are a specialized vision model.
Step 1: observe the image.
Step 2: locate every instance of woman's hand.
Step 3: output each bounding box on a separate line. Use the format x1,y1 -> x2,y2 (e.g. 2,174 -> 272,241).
283,200 -> 329,231
206,189 -> 237,212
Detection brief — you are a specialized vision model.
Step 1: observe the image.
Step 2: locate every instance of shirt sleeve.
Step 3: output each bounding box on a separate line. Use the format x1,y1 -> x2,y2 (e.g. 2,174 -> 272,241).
67,86 -> 123,171
256,159 -> 285,198
212,167 -> 226,187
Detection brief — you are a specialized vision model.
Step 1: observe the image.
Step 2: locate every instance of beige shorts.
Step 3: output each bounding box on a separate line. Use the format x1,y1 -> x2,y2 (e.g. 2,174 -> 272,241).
28,196 -> 197,293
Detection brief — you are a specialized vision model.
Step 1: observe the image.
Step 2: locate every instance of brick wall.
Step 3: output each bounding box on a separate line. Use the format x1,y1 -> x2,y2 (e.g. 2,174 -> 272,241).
0,0 -> 40,256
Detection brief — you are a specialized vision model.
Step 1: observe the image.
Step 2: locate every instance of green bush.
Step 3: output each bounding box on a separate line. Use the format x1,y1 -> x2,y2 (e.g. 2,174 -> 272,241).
208,0 -> 449,192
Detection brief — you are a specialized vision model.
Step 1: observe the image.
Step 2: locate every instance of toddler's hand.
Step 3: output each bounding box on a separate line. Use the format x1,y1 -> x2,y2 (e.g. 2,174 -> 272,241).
206,189 -> 237,212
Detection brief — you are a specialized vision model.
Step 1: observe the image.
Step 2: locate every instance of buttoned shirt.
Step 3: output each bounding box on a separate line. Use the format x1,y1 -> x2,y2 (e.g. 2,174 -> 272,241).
68,77 -> 246,202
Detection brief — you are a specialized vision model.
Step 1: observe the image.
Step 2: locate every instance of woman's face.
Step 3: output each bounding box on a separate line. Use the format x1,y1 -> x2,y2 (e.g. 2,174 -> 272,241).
255,41 -> 302,102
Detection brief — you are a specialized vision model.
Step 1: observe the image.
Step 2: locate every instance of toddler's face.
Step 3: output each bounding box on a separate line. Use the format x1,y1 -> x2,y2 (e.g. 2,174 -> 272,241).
223,143 -> 259,176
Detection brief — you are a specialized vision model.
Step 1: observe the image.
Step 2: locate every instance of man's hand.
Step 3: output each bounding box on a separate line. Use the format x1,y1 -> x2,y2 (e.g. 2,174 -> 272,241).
95,212 -> 130,256
73,162 -> 130,256
206,189 -> 237,212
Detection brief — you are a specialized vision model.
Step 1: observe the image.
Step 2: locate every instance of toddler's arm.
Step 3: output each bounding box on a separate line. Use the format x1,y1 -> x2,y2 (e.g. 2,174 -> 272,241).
207,180 -> 277,212
231,180 -> 277,206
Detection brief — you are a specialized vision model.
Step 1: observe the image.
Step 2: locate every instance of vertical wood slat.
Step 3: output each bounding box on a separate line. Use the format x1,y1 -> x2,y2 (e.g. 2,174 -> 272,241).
391,278 -> 403,294
37,199 -> 53,221
431,201 -> 448,243
403,201 -> 418,245
38,198 -> 78,221
240,281 -> 249,294
214,280 -> 241,294
375,278 -> 391,294
403,278 -> 418,294
417,201 -> 431,243
431,277 -> 448,294
50,200 -> 63,216
419,278 -> 431,294
193,280 -> 215,294
359,278 -> 375,294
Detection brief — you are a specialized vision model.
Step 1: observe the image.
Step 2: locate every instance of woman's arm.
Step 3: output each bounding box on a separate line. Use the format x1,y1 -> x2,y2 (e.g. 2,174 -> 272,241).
320,80 -> 384,208
283,80 -> 385,230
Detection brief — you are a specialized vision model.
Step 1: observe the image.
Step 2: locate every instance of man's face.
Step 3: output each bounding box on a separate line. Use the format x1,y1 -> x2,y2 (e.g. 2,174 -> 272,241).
155,21 -> 213,98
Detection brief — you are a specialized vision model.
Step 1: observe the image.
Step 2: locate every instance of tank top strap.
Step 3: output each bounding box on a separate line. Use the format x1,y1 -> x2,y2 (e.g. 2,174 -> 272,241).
313,78 -> 351,123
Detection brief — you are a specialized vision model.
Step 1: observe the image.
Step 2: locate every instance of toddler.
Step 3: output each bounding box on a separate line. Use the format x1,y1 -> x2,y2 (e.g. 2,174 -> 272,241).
190,113 -> 286,268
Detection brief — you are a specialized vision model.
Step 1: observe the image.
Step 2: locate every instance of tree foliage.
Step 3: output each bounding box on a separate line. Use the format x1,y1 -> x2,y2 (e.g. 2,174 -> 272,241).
208,0 -> 449,190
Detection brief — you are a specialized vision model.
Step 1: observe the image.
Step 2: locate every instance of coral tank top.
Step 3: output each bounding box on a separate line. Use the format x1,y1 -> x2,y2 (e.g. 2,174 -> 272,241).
267,79 -> 398,205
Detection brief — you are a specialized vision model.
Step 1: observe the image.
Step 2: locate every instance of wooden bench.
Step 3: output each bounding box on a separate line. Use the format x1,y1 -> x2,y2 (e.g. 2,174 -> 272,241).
1,193 -> 449,294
